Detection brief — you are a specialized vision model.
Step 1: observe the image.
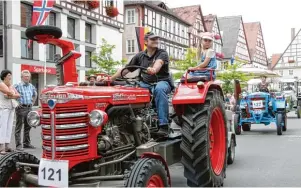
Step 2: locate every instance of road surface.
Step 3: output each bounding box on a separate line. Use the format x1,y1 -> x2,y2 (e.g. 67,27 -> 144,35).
7,112 -> 301,187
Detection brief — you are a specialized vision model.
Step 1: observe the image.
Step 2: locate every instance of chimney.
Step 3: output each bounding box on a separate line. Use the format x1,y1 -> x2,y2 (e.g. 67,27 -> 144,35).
291,28 -> 295,41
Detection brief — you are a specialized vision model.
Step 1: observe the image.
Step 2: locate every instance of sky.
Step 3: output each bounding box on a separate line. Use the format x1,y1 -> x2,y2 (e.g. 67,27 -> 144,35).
164,0 -> 301,57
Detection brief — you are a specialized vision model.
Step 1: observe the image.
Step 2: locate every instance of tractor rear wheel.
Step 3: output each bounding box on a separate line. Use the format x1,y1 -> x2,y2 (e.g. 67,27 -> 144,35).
276,113 -> 283,135
0,152 -> 39,187
181,90 -> 227,187
124,158 -> 169,187
242,123 -> 251,131
234,114 -> 241,135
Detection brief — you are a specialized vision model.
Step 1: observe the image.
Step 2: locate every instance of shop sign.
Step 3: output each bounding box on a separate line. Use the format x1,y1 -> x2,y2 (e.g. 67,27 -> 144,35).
21,65 -> 56,75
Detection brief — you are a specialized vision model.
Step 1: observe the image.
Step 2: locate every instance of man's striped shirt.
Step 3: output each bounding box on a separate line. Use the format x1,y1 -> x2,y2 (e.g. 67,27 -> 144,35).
14,82 -> 37,105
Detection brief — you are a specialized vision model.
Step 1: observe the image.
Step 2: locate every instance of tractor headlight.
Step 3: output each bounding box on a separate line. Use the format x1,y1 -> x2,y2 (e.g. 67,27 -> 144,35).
27,111 -> 40,127
89,110 -> 107,127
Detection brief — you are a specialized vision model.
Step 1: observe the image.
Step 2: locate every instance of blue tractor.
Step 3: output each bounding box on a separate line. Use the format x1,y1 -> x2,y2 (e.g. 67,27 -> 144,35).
234,91 -> 287,135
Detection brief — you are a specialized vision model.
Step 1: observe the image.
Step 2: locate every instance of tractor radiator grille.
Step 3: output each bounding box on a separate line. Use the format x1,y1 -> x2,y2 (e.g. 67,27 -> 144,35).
41,104 -> 89,159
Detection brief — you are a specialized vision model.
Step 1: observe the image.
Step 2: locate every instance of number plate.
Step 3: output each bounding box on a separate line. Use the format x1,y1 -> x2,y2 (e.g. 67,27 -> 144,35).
252,100 -> 263,108
38,158 -> 69,187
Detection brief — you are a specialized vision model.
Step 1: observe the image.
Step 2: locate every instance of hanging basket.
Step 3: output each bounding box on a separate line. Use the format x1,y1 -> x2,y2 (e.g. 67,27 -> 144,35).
288,59 -> 295,63
105,6 -> 119,17
214,34 -> 221,40
87,0 -> 100,9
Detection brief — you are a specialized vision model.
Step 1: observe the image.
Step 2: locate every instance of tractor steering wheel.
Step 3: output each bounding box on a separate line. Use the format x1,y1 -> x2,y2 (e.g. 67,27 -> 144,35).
120,66 -> 158,85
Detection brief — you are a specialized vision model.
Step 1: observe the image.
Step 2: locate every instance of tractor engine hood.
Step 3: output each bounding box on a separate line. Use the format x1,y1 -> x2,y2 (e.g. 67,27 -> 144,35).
246,92 -> 270,99
40,85 -> 151,104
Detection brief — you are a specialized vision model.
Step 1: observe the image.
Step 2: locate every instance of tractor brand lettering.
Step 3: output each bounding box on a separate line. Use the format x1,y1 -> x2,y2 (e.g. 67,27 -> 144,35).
113,93 -> 136,101
43,93 -> 68,100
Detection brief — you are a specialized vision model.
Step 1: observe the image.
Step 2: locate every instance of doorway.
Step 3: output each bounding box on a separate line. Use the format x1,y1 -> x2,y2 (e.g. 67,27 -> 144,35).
31,73 -> 39,106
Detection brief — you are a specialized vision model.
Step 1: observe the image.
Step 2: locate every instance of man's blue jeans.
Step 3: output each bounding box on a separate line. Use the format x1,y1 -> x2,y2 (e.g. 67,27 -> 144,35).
140,81 -> 171,126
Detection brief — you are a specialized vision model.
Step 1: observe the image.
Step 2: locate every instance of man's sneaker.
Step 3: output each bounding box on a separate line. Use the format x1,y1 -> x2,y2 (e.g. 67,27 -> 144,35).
24,144 -> 36,149
16,145 -> 24,151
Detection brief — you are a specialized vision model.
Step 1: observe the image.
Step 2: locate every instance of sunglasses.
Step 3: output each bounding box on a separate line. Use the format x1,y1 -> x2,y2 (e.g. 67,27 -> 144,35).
149,37 -> 159,41
203,39 -> 212,42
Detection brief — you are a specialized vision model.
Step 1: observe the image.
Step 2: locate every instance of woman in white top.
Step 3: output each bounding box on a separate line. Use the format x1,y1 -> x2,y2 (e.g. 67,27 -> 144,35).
0,70 -> 20,154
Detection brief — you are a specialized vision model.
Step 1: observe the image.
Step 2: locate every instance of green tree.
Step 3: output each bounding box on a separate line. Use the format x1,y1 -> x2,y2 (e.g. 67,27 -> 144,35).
172,48 -> 198,80
87,38 -> 126,76
217,59 -> 250,94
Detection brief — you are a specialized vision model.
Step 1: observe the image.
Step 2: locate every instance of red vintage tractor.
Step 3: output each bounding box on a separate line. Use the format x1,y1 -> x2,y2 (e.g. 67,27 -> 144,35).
0,26 -> 229,187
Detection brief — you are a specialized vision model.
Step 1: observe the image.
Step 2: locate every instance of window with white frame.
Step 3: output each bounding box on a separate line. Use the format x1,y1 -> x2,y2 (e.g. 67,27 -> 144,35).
289,69 -> 293,75
126,40 -> 135,54
126,9 -> 135,24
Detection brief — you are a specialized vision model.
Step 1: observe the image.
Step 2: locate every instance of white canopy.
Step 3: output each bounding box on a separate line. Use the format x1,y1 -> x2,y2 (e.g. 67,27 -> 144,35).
247,79 -> 261,85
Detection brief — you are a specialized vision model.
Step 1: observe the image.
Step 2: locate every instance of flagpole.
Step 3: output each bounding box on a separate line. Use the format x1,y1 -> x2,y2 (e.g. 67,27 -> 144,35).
44,44 -> 47,88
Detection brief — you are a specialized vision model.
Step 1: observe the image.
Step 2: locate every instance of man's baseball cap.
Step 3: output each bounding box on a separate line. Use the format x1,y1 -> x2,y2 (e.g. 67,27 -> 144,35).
144,32 -> 159,40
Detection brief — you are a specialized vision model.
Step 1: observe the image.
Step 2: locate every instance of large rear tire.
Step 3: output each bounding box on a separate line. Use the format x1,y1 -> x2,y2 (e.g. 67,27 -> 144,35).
181,90 -> 227,187
0,152 -> 39,187
124,158 -> 169,187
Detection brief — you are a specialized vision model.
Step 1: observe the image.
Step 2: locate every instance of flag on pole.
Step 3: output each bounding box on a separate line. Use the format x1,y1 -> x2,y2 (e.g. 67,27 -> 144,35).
28,0 -> 55,48
135,27 -> 150,51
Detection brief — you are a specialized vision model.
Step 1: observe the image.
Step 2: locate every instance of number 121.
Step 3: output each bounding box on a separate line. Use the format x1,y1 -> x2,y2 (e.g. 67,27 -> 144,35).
41,167 -> 61,181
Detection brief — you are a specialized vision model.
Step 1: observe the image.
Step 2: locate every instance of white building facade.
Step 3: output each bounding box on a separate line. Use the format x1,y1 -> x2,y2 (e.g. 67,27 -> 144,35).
0,0 -> 124,102
123,1 -> 190,62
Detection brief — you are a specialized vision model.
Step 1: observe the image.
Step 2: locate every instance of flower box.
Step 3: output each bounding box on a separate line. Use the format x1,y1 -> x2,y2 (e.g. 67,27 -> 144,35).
288,60 -> 295,63
87,0 -> 100,9
105,6 -> 119,17
214,34 -> 221,40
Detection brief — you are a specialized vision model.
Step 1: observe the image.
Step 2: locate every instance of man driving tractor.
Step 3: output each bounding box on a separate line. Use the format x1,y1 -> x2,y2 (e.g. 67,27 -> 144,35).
98,31 -> 172,136
258,75 -> 269,92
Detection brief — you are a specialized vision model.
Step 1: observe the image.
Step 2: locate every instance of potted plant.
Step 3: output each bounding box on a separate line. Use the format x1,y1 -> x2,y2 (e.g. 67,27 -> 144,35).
87,0 -> 100,9
214,34 -> 221,40
105,6 -> 119,17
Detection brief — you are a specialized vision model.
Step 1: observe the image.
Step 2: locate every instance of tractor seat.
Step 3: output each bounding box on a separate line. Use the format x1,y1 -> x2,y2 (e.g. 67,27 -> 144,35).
180,76 -> 209,83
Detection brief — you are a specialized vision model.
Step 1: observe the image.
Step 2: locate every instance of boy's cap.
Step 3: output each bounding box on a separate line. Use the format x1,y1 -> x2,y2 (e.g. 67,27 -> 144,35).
144,32 -> 159,40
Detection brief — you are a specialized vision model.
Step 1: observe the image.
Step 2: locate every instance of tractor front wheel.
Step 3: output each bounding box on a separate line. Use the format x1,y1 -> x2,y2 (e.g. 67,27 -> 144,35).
0,152 -> 39,187
181,90 -> 227,187
242,123 -> 251,131
124,158 -> 169,187
276,113 -> 283,135
282,113 -> 287,131
234,114 -> 241,135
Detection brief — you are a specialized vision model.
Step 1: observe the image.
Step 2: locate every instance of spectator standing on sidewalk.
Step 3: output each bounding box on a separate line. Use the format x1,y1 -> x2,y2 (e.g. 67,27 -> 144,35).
14,70 -> 37,151
0,70 -> 20,154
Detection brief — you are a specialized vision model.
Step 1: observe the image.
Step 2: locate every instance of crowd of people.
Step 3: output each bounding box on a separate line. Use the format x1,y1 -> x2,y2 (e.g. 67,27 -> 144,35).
0,70 -> 37,154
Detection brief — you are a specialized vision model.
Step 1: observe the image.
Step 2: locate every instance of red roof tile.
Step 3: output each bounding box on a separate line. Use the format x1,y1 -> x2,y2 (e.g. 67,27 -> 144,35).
244,22 -> 260,59
172,5 -> 205,32
271,54 -> 282,69
204,14 -> 216,32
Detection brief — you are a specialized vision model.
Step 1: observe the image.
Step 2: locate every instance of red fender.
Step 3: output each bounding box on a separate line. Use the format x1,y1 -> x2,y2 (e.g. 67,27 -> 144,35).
141,152 -> 171,187
172,81 -> 223,105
